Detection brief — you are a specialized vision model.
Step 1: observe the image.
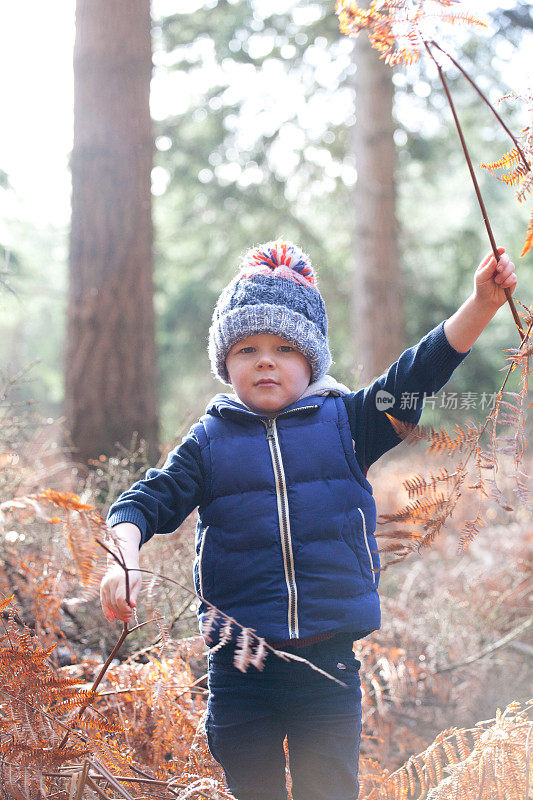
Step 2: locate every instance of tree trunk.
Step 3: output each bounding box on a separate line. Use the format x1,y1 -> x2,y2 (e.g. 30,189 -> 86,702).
65,0 -> 158,463
351,32 -> 405,383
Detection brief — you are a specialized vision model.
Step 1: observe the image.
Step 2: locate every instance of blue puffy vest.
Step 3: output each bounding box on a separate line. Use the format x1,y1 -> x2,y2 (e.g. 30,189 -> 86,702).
192,393 -> 381,644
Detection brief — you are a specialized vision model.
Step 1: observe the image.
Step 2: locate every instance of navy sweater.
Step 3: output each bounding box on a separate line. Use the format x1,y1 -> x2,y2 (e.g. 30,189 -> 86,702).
107,321 -> 470,545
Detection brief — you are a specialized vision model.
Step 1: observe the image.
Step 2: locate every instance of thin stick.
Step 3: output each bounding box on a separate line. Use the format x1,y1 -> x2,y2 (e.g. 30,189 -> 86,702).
474,318 -> 533,446
429,40 -> 530,173
87,758 -> 137,800
95,684 -> 206,698
57,621 -> 129,750
424,40 -> 524,337
84,777 -> 112,800
526,723 -> 532,800
59,540 -> 141,749
72,761 -> 90,800
44,771 -> 172,787
435,616 -> 532,673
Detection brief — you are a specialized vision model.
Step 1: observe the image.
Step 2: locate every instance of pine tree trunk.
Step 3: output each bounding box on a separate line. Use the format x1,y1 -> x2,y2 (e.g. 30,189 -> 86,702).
351,32 -> 405,383
65,0 -> 158,463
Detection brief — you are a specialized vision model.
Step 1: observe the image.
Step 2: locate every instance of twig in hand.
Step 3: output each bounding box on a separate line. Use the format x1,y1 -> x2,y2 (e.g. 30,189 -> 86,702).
58,540 -> 134,750
57,621 -> 129,750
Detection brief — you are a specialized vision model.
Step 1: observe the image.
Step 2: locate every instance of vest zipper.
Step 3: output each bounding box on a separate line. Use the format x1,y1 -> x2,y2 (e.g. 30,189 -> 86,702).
264,416 -> 299,638
358,508 -> 375,584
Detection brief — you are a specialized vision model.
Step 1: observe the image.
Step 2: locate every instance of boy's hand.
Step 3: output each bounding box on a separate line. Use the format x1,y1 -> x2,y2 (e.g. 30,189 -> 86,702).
474,247 -> 517,310
444,246 -> 518,353
100,564 -> 142,624
100,522 -> 142,623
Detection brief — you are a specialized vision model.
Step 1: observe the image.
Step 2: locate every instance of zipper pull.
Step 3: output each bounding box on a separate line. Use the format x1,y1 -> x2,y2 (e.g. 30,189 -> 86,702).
264,418 -> 275,439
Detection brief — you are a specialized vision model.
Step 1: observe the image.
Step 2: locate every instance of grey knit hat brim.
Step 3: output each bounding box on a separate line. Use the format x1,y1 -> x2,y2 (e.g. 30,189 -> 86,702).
209,303 -> 332,384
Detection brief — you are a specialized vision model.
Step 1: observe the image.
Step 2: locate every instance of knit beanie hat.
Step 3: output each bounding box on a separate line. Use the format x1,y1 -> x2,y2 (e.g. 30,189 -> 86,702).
208,240 -> 332,384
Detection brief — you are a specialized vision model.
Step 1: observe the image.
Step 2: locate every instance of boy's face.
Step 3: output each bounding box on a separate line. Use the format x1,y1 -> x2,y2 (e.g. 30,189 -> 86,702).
225,333 -> 312,416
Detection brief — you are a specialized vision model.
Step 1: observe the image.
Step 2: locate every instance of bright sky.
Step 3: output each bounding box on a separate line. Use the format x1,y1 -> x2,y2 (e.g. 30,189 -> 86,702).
0,0 -> 530,229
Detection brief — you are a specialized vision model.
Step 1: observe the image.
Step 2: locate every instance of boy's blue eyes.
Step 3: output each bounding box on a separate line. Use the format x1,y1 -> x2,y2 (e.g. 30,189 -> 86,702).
238,346 -> 294,354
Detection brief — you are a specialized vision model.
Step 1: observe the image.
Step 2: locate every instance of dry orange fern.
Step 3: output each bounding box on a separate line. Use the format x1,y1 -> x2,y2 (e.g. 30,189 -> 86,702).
403,466 -> 458,498
0,594 -> 125,797
386,416 -> 483,456
357,699 -> 532,799
0,489 -> 108,600
335,0 -> 485,66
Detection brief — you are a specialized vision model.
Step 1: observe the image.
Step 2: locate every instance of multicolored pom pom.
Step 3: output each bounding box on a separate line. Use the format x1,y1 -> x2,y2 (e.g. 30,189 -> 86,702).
239,240 -> 317,288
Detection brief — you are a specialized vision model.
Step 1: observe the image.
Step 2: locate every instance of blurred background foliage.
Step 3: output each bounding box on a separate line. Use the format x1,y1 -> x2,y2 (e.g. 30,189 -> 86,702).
0,0 -> 531,449
0,2 -> 531,754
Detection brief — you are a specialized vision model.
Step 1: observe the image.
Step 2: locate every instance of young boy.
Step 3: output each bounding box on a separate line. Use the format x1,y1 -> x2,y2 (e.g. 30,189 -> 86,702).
100,241 -> 516,800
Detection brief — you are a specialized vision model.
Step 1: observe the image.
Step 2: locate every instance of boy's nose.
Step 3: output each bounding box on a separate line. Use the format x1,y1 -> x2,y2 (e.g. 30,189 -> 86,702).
256,353 -> 275,368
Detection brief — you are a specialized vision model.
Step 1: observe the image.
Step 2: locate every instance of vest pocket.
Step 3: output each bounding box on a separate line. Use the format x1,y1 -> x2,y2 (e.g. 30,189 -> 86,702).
347,508 -> 376,587
197,525 -> 212,599
358,508 -> 376,586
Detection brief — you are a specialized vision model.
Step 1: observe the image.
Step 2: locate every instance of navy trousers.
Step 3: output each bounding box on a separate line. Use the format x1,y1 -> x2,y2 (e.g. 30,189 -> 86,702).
205,634 -> 362,800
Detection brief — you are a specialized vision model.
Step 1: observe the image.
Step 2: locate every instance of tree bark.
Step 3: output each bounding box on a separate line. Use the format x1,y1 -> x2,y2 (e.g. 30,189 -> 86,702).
351,32 -> 405,383
66,0 -> 158,463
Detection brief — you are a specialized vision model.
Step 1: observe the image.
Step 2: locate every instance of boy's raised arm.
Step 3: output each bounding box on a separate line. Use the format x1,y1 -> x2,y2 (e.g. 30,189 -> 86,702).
345,248 -> 517,474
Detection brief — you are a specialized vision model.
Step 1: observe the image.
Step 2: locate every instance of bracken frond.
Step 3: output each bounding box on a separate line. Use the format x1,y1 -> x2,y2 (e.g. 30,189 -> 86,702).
0,594 -> 15,613
521,209 -> 533,257
498,162 -> 530,187
75,715 -> 120,735
362,702 -> 533,800
403,467 -> 457,498
458,512 -> 485,550
16,675 -> 80,691
210,617 -> 235,654
200,607 -> 219,646
39,489 -> 94,514
480,148 -> 520,172
504,344 -> 533,367
50,689 -> 97,713
248,637 -> 268,671
437,11 -> 486,27
378,493 -> 450,525
0,490 -> 108,597
64,511 -> 105,592
386,414 -> 482,455
233,628 -> 254,673
335,0 -> 485,66
153,607 -> 170,653
516,172 -> 533,205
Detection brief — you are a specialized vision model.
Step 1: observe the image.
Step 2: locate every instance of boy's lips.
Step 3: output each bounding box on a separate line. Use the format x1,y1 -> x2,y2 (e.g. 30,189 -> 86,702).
255,379 -> 279,386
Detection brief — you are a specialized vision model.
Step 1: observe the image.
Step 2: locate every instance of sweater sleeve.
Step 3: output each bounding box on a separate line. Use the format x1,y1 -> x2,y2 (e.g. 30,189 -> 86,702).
106,428 -> 206,546
342,320 -> 471,474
